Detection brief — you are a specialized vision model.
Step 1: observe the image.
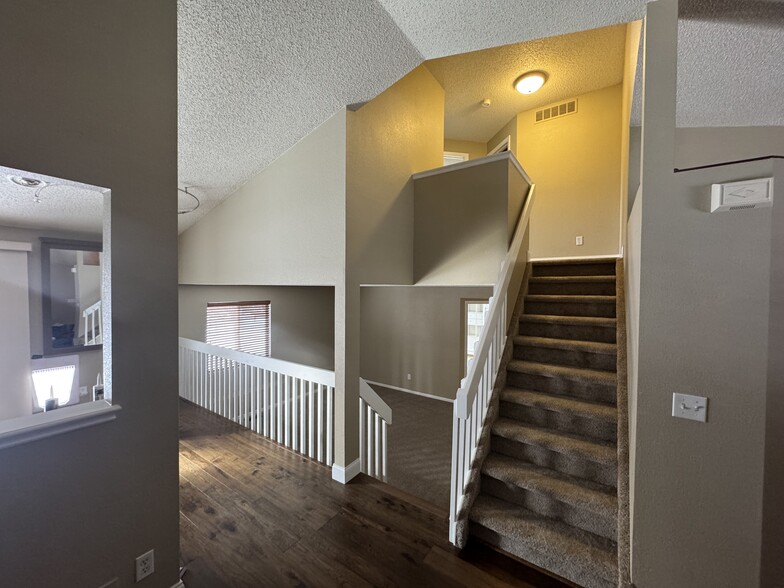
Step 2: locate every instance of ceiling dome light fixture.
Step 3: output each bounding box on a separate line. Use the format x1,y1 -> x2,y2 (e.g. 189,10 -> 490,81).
514,71 -> 548,95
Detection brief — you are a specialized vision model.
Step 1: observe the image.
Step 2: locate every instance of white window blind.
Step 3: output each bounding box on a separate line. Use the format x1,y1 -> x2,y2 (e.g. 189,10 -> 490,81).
206,301 -> 271,356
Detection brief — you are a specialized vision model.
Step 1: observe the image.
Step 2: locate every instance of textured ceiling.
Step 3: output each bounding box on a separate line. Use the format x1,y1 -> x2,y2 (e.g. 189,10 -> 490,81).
676,0 -> 784,127
0,166 -> 104,233
178,0 -> 783,233
177,0 -> 422,231
427,25 -> 628,143
375,0 -> 646,59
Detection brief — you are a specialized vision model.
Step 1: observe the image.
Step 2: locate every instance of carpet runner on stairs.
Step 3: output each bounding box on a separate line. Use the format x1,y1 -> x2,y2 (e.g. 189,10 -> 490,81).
468,259 -> 621,588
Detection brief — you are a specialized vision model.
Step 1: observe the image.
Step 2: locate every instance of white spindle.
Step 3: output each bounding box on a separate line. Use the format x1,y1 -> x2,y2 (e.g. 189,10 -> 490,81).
178,338 -> 336,466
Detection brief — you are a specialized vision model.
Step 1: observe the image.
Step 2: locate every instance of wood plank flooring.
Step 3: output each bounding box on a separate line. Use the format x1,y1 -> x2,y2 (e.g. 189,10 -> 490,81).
179,399 -> 571,588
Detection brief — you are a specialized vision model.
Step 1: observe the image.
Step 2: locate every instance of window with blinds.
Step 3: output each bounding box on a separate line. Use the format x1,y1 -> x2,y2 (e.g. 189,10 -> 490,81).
206,301 -> 271,356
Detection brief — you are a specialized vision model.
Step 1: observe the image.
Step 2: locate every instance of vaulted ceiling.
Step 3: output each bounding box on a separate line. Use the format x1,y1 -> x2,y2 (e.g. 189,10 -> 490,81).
1,1 -> 779,235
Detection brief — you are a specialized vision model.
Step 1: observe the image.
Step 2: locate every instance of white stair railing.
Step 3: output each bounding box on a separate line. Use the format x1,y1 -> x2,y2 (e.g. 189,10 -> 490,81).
448,183 -> 536,543
179,337 -> 334,466
359,378 -> 392,482
83,300 -> 102,345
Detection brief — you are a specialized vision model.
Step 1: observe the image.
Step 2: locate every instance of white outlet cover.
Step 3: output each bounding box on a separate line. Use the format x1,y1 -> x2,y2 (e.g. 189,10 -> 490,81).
135,549 -> 155,582
672,393 -> 708,422
576,236 -> 584,246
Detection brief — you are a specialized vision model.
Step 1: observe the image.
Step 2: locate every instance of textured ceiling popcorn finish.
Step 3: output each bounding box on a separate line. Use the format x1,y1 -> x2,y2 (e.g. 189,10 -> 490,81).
426,25 -> 628,142
177,0 -> 422,231
374,0 -> 647,59
0,166 -> 105,234
176,0 -> 783,233
676,0 -> 784,127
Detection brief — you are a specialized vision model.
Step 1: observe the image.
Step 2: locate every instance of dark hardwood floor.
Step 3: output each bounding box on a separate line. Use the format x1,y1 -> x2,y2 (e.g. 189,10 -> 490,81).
179,399 -> 571,588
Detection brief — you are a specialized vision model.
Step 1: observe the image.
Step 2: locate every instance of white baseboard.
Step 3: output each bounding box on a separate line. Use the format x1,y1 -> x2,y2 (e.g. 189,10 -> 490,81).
530,254 -> 622,262
332,457 -> 361,484
171,581 -> 185,588
362,379 -> 454,403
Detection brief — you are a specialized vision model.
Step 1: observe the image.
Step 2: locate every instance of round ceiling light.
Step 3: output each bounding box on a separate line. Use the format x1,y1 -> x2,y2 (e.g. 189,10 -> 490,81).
514,71 -> 548,95
9,175 -> 46,188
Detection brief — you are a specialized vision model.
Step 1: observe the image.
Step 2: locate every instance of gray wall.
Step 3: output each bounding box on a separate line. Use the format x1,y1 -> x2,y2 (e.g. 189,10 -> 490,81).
0,2 -> 179,587
762,158 -> 784,587
360,285 -> 492,400
179,285 -> 335,370
630,3 -> 781,585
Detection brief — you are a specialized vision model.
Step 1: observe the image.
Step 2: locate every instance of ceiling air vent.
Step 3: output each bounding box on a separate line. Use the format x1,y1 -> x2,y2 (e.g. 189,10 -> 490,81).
535,99 -> 578,124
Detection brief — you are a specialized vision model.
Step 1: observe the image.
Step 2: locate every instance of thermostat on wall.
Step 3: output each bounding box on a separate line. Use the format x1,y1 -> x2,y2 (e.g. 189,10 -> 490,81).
709,177 -> 773,213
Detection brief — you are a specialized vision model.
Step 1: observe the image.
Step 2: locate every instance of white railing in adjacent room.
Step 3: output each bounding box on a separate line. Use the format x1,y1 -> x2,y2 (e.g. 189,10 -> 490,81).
359,378 -> 392,482
83,300 -> 102,345
448,183 -> 536,544
178,337 -> 335,466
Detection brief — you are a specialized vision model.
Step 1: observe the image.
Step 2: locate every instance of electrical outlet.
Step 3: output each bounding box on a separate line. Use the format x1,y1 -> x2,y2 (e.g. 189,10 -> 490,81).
575,235 -> 584,246
135,549 -> 154,582
406,373 -> 411,381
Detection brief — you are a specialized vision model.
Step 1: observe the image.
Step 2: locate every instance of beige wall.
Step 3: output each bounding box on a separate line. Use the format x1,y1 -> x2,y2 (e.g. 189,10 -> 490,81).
630,3 -> 781,585
413,155 -> 529,287
346,65 -> 445,285
518,84 -> 623,258
620,22 -> 642,252
487,116 -> 518,156
178,111 -> 347,286
445,138 -> 486,160
360,285 -> 492,399
179,285 -> 335,370
336,65 -> 445,467
414,158 -> 513,285
0,2 -> 179,587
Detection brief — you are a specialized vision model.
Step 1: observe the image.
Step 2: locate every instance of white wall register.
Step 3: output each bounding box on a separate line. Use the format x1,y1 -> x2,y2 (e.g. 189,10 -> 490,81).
709,177 -> 774,213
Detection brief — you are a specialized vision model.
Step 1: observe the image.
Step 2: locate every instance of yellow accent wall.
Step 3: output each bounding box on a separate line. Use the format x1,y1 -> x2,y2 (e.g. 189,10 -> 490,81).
517,84 -> 623,258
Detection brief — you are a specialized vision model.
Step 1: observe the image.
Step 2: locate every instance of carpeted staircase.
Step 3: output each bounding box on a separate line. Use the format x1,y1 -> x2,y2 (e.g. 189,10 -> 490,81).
467,259 -> 623,588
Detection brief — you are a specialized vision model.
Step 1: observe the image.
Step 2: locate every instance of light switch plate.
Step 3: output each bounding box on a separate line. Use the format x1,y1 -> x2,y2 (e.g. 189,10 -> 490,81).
672,393 -> 708,422
575,236 -> 584,246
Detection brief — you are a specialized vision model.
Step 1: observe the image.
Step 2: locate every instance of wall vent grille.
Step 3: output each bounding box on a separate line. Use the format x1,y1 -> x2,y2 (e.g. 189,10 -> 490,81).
535,99 -> 578,124
729,204 -> 757,211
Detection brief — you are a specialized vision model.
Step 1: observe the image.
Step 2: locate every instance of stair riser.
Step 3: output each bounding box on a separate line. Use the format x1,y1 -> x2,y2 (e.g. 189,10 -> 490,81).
532,263 -> 616,278
500,401 -> 617,443
469,523 -> 617,588
491,435 -> 617,488
480,476 -> 617,541
520,320 -> 617,343
528,281 -> 616,296
524,300 -> 616,318
514,344 -> 617,371
506,371 -> 617,404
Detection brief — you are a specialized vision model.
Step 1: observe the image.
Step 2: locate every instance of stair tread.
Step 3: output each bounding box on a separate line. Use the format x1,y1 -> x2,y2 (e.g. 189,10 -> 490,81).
521,314 -> 616,327
492,418 -> 617,466
507,360 -> 617,386
526,294 -> 616,303
514,336 -> 617,355
500,387 -> 617,421
482,453 -> 617,518
470,494 -> 617,582
530,275 -> 615,283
